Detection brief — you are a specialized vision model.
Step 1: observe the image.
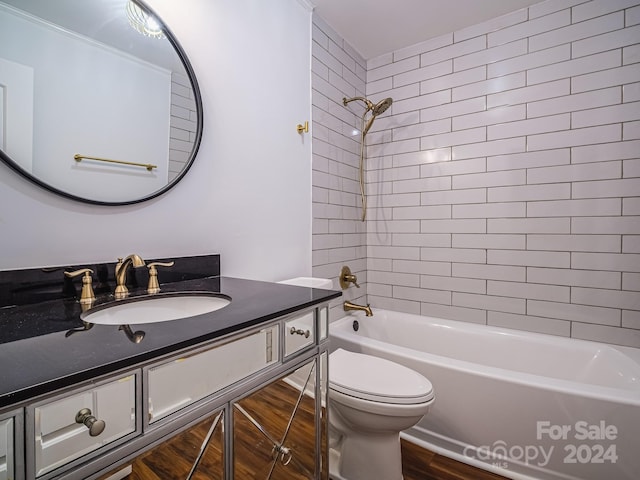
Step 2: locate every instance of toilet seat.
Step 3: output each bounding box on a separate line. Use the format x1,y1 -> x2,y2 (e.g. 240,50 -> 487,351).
330,349 -> 434,405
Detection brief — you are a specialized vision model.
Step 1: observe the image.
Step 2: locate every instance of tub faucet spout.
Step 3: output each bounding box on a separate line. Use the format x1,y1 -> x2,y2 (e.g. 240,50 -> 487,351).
343,300 -> 373,316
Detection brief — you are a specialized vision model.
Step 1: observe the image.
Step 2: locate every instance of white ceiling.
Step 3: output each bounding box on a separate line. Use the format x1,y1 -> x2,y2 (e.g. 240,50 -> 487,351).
4,0 -> 545,67
311,0 -> 544,60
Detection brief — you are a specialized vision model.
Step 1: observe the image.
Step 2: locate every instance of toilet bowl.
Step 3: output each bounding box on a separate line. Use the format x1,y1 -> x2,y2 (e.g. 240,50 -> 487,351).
329,348 -> 434,480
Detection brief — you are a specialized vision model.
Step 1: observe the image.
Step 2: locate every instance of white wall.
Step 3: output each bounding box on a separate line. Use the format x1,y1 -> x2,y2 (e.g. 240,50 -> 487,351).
0,0 -> 312,282
312,0 -> 640,348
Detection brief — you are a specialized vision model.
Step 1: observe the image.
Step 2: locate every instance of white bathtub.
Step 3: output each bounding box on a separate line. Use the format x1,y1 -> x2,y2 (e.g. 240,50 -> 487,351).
330,310 -> 640,480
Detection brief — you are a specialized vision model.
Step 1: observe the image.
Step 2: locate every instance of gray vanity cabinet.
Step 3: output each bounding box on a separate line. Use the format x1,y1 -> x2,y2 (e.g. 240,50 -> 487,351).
15,304 -> 330,480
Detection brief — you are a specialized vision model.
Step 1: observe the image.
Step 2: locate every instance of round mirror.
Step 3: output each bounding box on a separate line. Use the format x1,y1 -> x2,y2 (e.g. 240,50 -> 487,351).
0,0 -> 202,205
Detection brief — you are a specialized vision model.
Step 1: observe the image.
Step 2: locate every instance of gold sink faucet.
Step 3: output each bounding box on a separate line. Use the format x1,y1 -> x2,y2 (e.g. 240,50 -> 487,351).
115,254 -> 145,299
343,300 -> 373,316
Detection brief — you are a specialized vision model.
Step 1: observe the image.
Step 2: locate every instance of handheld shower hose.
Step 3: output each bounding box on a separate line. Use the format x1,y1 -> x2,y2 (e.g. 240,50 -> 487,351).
342,96 -> 393,221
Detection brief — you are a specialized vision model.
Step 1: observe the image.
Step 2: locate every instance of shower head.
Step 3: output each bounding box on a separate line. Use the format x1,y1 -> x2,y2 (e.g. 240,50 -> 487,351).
362,97 -> 393,135
343,96 -> 394,136
343,96 -> 393,116
372,97 -> 393,116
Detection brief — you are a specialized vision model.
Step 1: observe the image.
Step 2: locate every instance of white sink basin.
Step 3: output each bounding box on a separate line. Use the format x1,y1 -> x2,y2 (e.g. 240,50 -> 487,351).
81,294 -> 231,325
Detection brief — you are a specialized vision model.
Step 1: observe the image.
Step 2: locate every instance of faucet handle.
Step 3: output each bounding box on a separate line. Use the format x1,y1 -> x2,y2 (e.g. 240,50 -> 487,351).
64,268 -> 96,305
339,265 -> 360,289
147,261 -> 175,294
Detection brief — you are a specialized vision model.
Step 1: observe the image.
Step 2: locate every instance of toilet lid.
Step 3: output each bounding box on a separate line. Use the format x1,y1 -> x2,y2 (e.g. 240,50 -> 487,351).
329,349 -> 434,405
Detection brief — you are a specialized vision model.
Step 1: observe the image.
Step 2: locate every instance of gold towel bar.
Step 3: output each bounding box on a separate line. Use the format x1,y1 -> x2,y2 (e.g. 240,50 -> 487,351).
74,154 -> 157,171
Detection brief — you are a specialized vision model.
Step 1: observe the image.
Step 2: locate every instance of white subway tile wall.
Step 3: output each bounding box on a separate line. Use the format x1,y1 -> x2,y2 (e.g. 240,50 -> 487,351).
311,16 -> 368,318
312,0 -> 640,347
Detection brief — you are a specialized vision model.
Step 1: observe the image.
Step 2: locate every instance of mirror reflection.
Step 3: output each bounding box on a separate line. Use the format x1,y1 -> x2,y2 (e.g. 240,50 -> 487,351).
0,0 -> 202,204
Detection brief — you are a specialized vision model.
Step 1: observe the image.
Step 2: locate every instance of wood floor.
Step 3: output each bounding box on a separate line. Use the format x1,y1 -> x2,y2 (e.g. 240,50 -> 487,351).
99,378 -> 508,480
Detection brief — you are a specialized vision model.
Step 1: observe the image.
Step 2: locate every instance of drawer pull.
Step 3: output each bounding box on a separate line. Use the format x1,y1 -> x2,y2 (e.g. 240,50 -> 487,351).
289,327 -> 310,338
75,408 -> 106,437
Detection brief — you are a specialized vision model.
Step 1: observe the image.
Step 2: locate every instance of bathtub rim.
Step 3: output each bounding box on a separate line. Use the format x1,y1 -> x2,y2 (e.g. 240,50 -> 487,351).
333,309 -> 640,363
330,311 -> 640,406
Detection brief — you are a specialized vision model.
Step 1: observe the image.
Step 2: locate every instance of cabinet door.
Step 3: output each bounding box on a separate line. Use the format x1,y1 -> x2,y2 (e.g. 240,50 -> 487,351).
233,359 -> 318,479
0,417 -> 13,480
98,410 -> 225,480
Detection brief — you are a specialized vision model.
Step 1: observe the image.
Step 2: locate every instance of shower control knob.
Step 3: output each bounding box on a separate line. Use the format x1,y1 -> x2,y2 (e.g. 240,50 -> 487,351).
339,266 -> 360,289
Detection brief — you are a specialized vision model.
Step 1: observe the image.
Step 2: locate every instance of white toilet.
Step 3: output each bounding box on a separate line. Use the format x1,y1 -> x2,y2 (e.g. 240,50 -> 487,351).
329,348 -> 434,480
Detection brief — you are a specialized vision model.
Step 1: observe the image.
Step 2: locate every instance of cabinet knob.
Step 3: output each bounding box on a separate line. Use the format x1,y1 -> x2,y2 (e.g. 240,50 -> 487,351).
290,327 -> 310,338
75,408 -> 106,437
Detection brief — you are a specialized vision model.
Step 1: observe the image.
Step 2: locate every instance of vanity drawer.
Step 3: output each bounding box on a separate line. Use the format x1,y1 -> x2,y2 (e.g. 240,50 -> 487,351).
32,374 -> 136,477
148,325 -> 279,423
284,311 -> 315,357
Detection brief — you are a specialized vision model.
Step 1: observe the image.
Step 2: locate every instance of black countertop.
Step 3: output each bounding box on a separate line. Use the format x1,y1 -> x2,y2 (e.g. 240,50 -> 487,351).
0,276 -> 341,408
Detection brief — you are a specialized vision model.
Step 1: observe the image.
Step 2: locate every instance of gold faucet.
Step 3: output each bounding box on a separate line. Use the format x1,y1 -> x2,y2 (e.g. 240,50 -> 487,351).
343,300 -> 373,316
115,254 -> 145,299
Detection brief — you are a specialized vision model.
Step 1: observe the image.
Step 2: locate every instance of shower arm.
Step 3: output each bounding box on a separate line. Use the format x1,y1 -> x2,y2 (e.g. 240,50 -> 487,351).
343,96 -> 373,111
